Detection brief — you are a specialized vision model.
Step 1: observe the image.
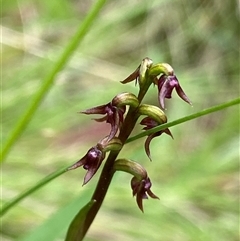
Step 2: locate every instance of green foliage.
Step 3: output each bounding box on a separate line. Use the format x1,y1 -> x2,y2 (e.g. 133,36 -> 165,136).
65,200 -> 96,241
17,189 -> 93,241
2,0 -> 239,241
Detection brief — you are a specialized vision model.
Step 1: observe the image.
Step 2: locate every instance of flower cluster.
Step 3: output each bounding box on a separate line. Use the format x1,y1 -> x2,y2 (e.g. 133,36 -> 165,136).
122,60 -> 192,110
68,93 -> 138,185
69,57 -> 191,211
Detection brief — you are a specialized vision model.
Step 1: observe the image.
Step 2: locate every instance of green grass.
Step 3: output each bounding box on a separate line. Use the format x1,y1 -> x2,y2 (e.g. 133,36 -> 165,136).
2,0 -> 239,240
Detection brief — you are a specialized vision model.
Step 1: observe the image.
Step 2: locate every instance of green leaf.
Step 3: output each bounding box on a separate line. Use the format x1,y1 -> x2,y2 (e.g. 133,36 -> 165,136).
65,200 -> 96,241
17,189 -> 92,241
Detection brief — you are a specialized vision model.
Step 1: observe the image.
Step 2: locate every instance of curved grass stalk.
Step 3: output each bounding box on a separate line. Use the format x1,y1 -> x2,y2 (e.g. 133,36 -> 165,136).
127,97 -> 240,143
1,167 -> 68,216
1,97 -> 239,217
1,0 -> 107,163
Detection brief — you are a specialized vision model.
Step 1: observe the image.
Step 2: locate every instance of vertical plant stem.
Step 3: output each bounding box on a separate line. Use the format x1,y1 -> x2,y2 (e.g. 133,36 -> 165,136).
81,83 -> 153,237
82,111 -> 138,236
1,0 -> 107,163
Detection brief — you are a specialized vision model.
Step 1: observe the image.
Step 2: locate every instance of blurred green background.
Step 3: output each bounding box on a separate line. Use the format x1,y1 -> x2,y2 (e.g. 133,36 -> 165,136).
2,0 -> 239,240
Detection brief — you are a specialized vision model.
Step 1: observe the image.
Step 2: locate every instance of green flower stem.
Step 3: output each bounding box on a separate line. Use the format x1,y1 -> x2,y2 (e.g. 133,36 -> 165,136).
79,79 -> 154,237
1,97 -> 239,218
81,106 -> 143,237
127,97 -> 240,143
1,0 -> 107,163
0,166 -> 68,217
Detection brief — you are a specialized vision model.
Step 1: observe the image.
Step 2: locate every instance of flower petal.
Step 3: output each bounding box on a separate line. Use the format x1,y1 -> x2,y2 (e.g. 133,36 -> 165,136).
121,65 -> 140,84
67,156 -> 86,170
81,104 -> 107,115
83,166 -> 98,185
140,116 -> 158,130
94,115 -> 108,122
107,110 -> 120,141
147,189 -> 159,200
158,79 -> 175,109
175,84 -> 192,106
144,133 -> 159,161
136,193 -> 144,212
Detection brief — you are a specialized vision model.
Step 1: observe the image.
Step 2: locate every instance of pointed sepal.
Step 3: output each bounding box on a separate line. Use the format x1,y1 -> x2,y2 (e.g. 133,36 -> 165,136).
121,57 -> 153,87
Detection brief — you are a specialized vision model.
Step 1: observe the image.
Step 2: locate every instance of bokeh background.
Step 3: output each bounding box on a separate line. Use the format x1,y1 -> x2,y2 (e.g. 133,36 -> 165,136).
2,0 -> 239,240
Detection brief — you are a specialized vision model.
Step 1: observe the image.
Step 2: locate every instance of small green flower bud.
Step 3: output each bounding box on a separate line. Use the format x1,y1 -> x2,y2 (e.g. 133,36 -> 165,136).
138,104 -> 167,124
112,92 -> 139,109
98,137 -> 122,152
120,57 -> 153,87
148,63 -> 174,77
113,159 -> 147,180
139,57 -> 153,86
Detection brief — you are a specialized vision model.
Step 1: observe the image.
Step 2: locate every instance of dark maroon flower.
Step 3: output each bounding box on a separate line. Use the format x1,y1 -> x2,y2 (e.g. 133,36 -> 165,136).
140,116 -> 173,161
68,146 -> 105,185
157,74 -> 192,109
114,159 -> 159,212
81,103 -> 126,141
131,176 -> 159,212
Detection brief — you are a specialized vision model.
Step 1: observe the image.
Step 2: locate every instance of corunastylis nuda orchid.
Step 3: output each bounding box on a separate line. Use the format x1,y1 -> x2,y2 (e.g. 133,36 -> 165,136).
66,57 -> 192,241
